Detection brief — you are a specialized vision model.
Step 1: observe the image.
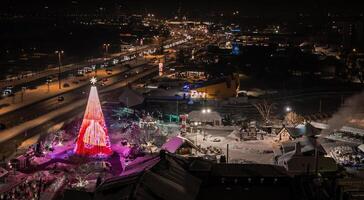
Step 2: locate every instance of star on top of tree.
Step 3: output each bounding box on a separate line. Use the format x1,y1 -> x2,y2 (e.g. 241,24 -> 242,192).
90,77 -> 97,85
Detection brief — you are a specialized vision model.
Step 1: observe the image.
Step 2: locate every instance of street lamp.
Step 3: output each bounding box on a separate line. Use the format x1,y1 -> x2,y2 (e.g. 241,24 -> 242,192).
55,50 -> 64,89
46,79 -> 52,93
202,108 -> 211,114
285,106 -> 292,112
103,43 -> 110,55
201,108 -> 212,140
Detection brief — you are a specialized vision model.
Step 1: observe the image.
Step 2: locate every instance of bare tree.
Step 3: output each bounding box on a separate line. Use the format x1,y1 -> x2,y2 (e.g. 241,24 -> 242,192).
252,100 -> 276,124
284,112 -> 304,126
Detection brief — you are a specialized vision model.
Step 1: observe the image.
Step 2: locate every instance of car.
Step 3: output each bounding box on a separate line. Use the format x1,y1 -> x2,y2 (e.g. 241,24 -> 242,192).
63,83 -> 70,88
58,96 -> 64,102
2,89 -> 12,97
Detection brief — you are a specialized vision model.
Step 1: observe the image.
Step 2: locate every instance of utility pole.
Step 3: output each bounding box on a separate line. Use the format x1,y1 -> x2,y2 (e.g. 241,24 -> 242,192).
176,97 -> 179,116
21,87 -> 26,102
226,144 -> 229,163
55,50 -> 64,90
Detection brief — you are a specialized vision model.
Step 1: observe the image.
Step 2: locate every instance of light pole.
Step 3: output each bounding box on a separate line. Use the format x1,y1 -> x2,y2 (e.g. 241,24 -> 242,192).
21,87 -> 26,102
201,108 -> 211,140
55,50 -> 64,89
103,43 -> 110,55
285,106 -> 292,113
46,79 -> 52,93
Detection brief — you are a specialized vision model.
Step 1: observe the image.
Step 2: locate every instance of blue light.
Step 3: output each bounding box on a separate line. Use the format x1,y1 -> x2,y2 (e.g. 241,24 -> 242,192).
232,43 -> 240,55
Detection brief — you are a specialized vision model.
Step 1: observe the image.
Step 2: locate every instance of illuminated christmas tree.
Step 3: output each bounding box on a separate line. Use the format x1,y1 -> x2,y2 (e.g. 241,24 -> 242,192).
74,77 -> 112,157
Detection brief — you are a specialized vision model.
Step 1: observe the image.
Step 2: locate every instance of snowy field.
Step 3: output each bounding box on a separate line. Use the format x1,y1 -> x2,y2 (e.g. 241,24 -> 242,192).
186,129 -> 276,164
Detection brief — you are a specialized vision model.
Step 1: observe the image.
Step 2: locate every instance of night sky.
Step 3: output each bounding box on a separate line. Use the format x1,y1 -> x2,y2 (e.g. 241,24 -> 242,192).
1,0 -> 364,17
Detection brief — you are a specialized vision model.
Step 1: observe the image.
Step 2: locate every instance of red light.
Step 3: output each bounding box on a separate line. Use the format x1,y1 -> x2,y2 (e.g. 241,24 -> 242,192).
74,86 -> 112,157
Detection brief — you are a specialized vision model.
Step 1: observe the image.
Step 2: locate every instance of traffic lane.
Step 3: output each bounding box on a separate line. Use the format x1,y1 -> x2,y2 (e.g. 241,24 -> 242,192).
0,83 -> 91,128
0,64 -> 151,128
0,65 -> 158,147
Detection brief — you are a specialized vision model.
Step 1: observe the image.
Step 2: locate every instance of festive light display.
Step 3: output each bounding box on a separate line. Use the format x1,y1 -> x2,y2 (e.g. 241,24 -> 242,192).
74,81 -> 112,157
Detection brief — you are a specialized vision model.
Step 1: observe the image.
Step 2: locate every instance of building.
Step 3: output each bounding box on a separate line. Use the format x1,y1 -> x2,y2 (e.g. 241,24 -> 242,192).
191,74 -> 240,99
276,123 -> 320,143
118,87 -> 145,108
276,136 -> 337,175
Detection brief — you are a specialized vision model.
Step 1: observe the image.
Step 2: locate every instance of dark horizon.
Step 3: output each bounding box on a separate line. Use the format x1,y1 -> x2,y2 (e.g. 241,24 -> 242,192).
2,0 -> 364,18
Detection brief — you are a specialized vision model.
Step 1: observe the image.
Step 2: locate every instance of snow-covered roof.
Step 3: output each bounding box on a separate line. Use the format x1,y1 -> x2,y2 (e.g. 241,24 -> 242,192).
188,110 -> 222,122
161,136 -> 184,153
135,157 -> 201,200
358,144 -> 364,153
118,88 -> 144,107
310,121 -> 364,136
281,136 -> 326,155
161,136 -> 200,153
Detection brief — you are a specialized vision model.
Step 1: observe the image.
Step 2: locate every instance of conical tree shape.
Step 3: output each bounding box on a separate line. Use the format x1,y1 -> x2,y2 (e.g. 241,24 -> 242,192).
74,86 -> 112,157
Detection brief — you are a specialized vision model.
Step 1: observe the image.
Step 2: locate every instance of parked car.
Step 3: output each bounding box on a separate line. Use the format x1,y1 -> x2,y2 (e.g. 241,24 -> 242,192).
63,83 -> 70,88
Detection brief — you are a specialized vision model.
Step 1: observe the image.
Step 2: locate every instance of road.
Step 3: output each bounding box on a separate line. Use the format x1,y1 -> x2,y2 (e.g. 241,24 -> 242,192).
0,36 -> 187,89
0,60 -> 152,128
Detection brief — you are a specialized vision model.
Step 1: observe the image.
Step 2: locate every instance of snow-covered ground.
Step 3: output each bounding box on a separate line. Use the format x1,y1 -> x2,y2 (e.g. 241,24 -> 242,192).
186,130 -> 276,164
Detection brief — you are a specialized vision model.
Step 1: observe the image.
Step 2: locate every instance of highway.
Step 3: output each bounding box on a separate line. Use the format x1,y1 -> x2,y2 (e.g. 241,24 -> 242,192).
0,36 -> 186,89
0,60 -> 154,129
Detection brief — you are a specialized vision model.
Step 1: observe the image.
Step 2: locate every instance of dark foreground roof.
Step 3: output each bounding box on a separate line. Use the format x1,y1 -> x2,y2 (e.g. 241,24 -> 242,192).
64,152 -> 337,200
